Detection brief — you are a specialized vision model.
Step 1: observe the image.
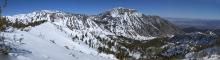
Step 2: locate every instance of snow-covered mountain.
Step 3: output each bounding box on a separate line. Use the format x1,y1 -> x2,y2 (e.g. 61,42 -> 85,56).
6,7 -> 183,40
2,7 -> 219,60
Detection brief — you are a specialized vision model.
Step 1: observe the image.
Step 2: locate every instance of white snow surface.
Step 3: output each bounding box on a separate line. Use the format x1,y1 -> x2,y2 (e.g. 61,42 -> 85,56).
203,54 -> 220,60
2,9 -> 168,60
6,10 -> 156,41
2,22 -> 117,60
184,54 -> 220,60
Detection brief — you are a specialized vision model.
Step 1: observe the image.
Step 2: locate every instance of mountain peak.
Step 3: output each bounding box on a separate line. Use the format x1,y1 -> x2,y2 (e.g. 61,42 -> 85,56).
108,7 -> 142,17
111,7 -> 137,13
112,7 -> 136,11
35,10 -> 63,13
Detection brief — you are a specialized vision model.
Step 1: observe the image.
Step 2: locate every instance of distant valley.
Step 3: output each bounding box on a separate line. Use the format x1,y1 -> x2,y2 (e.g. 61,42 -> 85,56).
166,18 -> 220,36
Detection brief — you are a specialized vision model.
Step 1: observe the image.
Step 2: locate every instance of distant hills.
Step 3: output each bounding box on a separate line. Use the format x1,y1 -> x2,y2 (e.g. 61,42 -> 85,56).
166,17 -> 220,29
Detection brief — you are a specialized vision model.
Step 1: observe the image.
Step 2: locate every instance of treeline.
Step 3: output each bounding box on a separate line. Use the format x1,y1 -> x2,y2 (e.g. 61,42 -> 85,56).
0,17 -> 7,31
0,18 -> 47,30
11,19 -> 47,29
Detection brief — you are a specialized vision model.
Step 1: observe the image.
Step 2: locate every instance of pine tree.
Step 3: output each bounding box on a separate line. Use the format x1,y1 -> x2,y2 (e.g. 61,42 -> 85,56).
0,0 -> 8,30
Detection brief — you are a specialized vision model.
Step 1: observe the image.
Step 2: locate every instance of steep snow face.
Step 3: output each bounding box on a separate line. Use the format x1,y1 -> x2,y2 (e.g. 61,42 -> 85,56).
95,7 -> 182,39
3,7 -> 183,60
6,9 -> 176,40
97,7 -> 148,39
110,7 -> 142,17
2,22 -> 116,60
6,10 -> 71,24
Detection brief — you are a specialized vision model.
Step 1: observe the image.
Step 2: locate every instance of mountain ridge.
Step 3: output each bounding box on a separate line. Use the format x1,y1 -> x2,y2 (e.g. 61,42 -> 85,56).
6,7 -> 183,39
0,7 -> 193,60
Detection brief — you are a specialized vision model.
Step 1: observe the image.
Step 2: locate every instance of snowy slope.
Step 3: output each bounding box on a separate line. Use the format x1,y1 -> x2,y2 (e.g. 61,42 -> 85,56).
2,7 -> 184,60
2,22 -> 116,60
6,7 -> 182,41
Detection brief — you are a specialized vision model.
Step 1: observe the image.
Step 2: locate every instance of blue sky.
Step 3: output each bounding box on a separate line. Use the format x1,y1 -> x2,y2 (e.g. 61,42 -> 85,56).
1,0 -> 220,19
